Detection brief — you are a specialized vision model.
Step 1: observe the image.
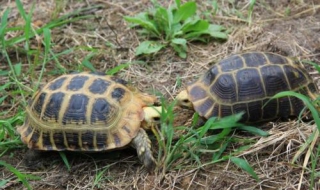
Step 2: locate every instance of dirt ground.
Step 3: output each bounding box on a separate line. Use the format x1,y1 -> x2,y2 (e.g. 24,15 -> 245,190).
1,0 -> 320,189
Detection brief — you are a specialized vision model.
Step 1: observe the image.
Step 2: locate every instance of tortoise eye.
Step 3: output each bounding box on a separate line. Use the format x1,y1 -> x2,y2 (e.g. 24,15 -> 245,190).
153,116 -> 161,122
183,99 -> 190,103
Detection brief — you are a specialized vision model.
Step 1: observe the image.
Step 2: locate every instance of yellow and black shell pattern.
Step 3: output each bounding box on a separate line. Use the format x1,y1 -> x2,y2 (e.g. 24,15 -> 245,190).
18,72 -> 156,151
187,52 -> 319,123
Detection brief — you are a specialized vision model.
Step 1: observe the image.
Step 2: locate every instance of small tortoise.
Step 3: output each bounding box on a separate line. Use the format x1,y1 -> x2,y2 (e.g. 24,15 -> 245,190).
18,72 -> 162,170
176,52 -> 319,123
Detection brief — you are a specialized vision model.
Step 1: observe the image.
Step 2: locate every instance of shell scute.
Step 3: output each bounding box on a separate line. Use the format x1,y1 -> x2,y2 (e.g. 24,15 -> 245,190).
210,73 -> 237,103
42,132 -> 52,150
81,131 -> 95,150
243,52 -> 267,67
220,55 -> 244,72
88,78 -> 110,94
65,132 -> 80,150
96,133 -> 107,149
261,99 -> 278,120
111,87 -> 126,101
283,65 -> 307,89
91,98 -> 112,124
265,52 -> 288,65
236,68 -> 265,101
260,65 -> 289,96
202,67 -> 218,86
53,132 -> 65,150
67,75 -> 89,91
43,92 -> 64,122
247,101 -> 263,122
33,92 -> 46,116
189,85 -> 207,102
49,77 -> 67,90
62,94 -> 89,125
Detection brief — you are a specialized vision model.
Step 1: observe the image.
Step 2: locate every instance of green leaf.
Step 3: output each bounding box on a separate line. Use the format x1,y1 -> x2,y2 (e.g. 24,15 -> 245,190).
175,0 -> 181,8
0,82 -> 11,91
204,112 -> 245,130
0,180 -> 8,188
43,28 -> 51,55
154,7 -> 171,37
171,23 -> 183,37
181,19 -> 209,33
13,63 -> 22,76
170,38 -> 187,58
201,128 -> 232,145
15,0 -> 27,21
0,95 -> 8,104
238,126 -> 269,137
212,0 -> 219,16
208,31 -> 228,39
230,157 -> 260,181
93,167 -> 109,188
171,38 -> 187,45
0,161 -> 40,189
271,91 -> 320,131
303,60 -> 320,74
81,54 -> 96,72
124,13 -> 160,37
212,136 -> 232,161
135,41 -> 165,55
106,63 -> 131,75
173,1 -> 197,23
0,8 -> 10,43
59,152 -> 71,171
184,24 -> 228,40
0,70 -> 9,76
208,24 -> 226,31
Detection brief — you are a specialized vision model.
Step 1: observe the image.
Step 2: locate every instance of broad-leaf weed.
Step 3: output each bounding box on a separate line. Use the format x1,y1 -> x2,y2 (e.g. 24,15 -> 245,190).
124,0 -> 228,58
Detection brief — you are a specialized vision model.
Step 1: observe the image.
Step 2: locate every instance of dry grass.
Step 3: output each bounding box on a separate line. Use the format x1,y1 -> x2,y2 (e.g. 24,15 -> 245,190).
1,0 -> 320,189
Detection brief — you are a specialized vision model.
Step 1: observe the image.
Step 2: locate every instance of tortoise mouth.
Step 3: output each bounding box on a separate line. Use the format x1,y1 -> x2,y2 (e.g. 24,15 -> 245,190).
179,104 -> 193,110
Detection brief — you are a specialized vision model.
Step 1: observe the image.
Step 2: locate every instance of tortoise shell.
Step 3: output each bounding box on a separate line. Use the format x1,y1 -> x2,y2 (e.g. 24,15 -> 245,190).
186,52 -> 319,123
18,72 -> 157,151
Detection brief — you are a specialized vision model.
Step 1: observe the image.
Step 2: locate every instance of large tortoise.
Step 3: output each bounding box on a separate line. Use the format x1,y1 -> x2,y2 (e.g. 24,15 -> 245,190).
18,72 -> 162,171
176,52 -> 319,123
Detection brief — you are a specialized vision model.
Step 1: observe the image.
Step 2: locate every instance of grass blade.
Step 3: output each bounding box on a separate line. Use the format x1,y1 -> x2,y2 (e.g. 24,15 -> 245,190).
230,157 -> 259,181
15,0 -> 27,21
0,8 -> 10,44
81,53 -> 97,72
106,63 -> 131,75
59,152 -> 71,171
0,161 -> 40,189
271,91 -> 320,130
238,126 -> 269,137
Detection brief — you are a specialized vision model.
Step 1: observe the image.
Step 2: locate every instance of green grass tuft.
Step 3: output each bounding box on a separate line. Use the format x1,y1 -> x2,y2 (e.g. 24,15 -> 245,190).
155,99 -> 267,176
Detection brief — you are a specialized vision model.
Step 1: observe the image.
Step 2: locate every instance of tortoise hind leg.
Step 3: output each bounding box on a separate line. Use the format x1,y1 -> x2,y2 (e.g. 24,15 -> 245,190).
23,149 -> 46,170
130,128 -> 156,171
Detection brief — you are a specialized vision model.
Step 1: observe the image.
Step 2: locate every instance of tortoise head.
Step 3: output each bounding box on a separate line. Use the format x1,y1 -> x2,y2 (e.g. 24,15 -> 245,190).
176,90 -> 193,109
141,106 -> 162,130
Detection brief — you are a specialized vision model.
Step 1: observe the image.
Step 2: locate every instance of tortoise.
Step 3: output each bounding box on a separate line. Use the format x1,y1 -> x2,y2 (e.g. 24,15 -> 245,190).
176,52 -> 319,123
18,72 -> 162,171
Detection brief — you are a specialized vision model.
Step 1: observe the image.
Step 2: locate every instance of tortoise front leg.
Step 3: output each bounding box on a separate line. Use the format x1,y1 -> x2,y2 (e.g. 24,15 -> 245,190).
131,128 -> 156,171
